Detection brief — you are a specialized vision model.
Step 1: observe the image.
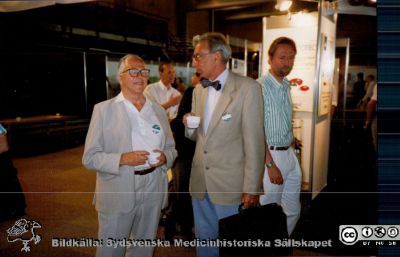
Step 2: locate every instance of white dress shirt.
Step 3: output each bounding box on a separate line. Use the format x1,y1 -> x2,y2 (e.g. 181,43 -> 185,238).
203,68 -> 229,134
144,80 -> 181,120
116,93 -> 164,170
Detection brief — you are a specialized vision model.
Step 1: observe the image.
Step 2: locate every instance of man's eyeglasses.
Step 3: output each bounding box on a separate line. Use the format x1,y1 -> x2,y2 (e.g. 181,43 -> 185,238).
122,69 -> 150,77
192,52 -> 213,62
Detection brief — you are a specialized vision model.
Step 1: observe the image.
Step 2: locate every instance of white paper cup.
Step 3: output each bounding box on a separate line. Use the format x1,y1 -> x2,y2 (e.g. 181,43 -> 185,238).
148,151 -> 161,165
187,116 -> 200,129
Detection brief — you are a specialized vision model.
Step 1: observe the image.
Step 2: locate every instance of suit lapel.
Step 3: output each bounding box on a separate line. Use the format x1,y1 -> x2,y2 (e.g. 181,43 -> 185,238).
205,72 -> 235,140
112,99 -> 132,151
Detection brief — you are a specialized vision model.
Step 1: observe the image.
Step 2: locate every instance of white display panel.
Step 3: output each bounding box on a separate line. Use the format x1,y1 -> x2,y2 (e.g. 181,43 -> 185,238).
312,118 -> 331,198
231,58 -> 246,76
317,16 -> 337,116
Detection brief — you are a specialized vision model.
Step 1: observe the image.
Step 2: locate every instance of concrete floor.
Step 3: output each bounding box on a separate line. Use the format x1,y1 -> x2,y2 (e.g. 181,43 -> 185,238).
0,139 -> 376,256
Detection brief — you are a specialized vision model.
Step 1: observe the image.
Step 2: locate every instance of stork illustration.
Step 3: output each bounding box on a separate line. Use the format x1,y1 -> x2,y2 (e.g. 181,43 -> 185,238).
7,218 -> 42,252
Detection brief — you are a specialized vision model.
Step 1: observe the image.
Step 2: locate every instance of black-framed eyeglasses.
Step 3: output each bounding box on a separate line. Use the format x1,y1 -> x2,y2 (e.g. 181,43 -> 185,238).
122,69 -> 150,77
192,52 -> 213,62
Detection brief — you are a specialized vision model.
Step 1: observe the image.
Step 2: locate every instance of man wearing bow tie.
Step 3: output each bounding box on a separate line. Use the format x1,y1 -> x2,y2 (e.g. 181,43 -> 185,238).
183,32 -> 265,257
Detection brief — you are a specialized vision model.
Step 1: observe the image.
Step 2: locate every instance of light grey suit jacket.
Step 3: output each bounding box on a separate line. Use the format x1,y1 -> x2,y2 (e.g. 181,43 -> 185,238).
187,71 -> 265,205
82,96 -> 177,213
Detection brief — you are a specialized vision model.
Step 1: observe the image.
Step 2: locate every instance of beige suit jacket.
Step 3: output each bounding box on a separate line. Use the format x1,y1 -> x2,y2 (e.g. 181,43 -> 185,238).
187,71 -> 265,205
82,96 -> 177,213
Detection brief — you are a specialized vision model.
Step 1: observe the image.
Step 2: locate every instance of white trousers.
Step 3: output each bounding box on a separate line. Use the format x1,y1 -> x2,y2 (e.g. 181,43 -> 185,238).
96,171 -> 164,257
260,147 -> 302,236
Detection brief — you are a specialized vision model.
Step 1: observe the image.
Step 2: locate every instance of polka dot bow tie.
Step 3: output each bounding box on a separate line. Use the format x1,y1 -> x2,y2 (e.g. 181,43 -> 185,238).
201,79 -> 221,91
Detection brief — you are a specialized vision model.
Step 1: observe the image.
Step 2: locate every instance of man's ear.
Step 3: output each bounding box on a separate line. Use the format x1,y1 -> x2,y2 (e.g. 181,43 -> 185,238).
214,51 -> 222,63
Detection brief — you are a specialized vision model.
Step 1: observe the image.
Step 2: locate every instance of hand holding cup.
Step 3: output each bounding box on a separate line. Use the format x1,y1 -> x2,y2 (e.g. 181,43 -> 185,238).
186,115 -> 200,129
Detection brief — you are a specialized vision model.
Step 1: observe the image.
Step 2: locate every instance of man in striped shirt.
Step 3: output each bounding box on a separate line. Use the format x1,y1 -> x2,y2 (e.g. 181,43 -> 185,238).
257,37 -> 302,236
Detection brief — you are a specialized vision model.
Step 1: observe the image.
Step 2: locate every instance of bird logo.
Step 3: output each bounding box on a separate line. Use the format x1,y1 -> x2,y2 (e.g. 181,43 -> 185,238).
6,218 -> 42,252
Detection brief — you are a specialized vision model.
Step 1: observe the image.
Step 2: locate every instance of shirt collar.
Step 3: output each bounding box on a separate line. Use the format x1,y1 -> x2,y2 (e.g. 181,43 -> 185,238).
115,92 -> 124,103
267,71 -> 290,90
212,68 -> 229,91
158,80 -> 172,91
115,92 -> 152,106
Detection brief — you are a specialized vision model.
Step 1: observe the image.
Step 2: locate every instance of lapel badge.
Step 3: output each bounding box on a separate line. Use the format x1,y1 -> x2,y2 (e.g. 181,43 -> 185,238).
221,112 -> 232,121
152,124 -> 161,134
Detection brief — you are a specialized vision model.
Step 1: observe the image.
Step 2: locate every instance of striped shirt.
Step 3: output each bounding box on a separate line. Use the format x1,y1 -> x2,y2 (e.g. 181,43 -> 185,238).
257,71 -> 293,147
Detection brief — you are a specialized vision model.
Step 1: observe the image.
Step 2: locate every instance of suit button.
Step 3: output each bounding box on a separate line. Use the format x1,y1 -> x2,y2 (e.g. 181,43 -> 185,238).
205,167 -> 209,170
204,151 -> 207,154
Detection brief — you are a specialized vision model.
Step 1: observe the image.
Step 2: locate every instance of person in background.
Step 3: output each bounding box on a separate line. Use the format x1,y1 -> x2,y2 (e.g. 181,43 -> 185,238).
0,123 -> 26,221
82,54 -> 177,257
173,77 -> 186,94
164,72 -> 201,241
358,74 -> 376,110
364,83 -> 378,152
257,37 -> 302,237
145,61 -> 182,120
352,72 -> 366,109
183,32 -> 265,257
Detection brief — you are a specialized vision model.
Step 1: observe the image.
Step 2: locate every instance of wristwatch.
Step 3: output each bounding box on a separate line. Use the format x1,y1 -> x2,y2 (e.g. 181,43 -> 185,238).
265,161 -> 274,169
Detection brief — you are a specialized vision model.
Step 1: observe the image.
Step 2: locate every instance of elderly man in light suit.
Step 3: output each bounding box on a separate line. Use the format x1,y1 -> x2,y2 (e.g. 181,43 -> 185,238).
183,32 -> 265,257
83,54 -> 177,257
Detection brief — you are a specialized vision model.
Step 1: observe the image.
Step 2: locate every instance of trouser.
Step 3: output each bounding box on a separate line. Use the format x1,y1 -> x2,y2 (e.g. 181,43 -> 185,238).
260,147 -> 302,236
96,171 -> 164,257
192,193 -> 238,257
169,159 -> 193,236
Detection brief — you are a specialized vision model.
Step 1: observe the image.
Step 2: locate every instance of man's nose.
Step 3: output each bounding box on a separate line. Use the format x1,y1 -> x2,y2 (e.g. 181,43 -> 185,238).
283,59 -> 291,66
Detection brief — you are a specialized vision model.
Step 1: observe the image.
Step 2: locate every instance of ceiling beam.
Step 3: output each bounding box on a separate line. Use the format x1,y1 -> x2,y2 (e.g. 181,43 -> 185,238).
222,11 -> 281,20
193,0 -> 275,10
218,1 -> 318,20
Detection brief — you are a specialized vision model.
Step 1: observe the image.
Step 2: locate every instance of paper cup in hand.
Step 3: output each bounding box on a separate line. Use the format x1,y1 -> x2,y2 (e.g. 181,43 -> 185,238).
187,116 -> 200,129
148,151 -> 161,165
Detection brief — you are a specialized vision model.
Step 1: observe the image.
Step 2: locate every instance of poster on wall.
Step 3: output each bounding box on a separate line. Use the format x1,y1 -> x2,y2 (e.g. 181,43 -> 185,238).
263,25 -> 318,112
317,16 -> 336,116
231,58 -> 246,76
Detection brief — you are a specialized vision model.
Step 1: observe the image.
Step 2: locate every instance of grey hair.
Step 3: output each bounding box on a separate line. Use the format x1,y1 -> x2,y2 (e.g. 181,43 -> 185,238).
118,54 -> 145,74
194,32 -> 231,64
192,35 -> 201,48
